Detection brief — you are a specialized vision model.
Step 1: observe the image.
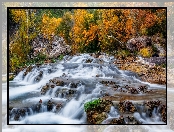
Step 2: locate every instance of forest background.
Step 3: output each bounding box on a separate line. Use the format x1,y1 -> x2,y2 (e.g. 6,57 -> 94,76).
8,7 -> 166,73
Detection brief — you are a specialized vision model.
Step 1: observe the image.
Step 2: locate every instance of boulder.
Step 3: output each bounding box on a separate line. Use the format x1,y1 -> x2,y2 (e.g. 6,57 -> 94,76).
31,34 -> 71,59
127,36 -> 152,52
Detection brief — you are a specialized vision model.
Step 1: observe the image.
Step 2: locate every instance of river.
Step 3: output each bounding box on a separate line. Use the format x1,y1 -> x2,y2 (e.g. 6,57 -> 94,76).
2,53 -> 174,131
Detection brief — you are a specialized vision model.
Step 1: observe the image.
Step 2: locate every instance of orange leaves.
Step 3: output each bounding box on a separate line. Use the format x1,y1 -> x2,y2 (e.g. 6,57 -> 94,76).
84,25 -> 98,45
123,9 -> 130,17
144,13 -> 157,28
131,9 -> 166,36
70,9 -> 99,52
10,8 -> 166,57
125,19 -> 132,33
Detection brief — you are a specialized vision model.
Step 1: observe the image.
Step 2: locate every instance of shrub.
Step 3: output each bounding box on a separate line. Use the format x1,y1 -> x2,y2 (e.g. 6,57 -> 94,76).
139,47 -> 152,58
84,99 -> 101,112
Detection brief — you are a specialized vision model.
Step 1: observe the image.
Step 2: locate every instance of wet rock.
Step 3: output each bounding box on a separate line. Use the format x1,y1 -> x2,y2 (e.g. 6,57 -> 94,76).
23,66 -> 34,77
95,74 -> 99,77
18,108 -> 26,117
9,107 -> 31,120
85,99 -> 113,124
90,112 -> 108,124
39,99 -> 42,104
9,108 -> 18,118
41,84 -> 50,95
129,87 -> 140,94
91,52 -> 101,58
48,69 -> 52,73
159,104 -> 167,123
126,116 -> 138,124
85,59 -> 93,63
118,101 -> 126,113
125,101 -> 137,113
55,88 -> 77,99
14,113 -> 20,121
39,71 -> 43,77
56,103 -> 63,110
143,100 -> 165,119
114,56 -> 166,85
117,100 -> 137,114
35,76 -> 41,82
55,80 -> 64,86
70,82 -> 78,88
50,84 -> 55,88
109,116 -> 126,124
138,85 -> 148,93
100,80 -> 116,87
61,73 -> 67,78
68,89 -> 76,94
143,57 -> 166,65
47,100 -> 54,111
49,79 -> 54,83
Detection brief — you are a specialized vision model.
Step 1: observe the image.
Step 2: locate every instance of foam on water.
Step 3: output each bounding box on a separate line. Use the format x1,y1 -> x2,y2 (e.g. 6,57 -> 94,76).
22,96 -> 66,104
133,112 -> 165,124
13,70 -> 25,82
61,99 -> 83,118
9,112 -> 83,124
7,53 -> 167,125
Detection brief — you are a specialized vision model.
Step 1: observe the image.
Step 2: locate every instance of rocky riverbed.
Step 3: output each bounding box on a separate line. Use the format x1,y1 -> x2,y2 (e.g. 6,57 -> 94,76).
8,53 -> 166,124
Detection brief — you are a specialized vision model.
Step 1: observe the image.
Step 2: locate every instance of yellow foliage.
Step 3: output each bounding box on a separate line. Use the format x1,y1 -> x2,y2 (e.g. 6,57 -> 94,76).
139,47 -> 152,58
10,9 -> 26,23
9,8 -> 166,71
9,9 -> 37,72
41,13 -> 62,39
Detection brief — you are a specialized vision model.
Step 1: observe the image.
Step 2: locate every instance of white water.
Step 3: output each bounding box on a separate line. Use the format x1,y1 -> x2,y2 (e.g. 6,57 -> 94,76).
3,53 -> 171,132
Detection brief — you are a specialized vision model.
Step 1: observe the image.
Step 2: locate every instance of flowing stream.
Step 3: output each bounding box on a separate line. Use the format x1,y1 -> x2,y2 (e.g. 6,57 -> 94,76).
7,53 -> 166,125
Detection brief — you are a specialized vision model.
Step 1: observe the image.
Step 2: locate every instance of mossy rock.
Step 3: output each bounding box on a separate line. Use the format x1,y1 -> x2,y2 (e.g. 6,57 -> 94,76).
85,99 -> 113,124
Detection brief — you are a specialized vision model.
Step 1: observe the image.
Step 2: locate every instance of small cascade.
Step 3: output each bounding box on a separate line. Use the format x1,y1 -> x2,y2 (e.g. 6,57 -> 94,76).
8,53 -> 166,124
13,69 -> 25,81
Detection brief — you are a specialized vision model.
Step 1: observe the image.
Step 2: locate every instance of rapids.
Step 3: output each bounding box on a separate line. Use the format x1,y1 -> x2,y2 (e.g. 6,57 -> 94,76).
7,53 -> 166,125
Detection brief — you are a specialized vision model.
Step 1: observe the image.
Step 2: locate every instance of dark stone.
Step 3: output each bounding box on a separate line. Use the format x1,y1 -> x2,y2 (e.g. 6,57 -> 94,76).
47,100 -> 54,111
14,113 -> 20,121
152,53 -> 159,57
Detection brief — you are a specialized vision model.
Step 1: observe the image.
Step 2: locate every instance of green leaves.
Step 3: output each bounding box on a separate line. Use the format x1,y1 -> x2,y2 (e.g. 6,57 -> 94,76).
84,99 -> 101,112
58,54 -> 64,60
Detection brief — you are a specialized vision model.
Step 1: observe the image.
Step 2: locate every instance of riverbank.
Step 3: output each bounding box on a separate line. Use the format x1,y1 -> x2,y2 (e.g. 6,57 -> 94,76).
113,56 -> 166,85
8,52 -> 166,85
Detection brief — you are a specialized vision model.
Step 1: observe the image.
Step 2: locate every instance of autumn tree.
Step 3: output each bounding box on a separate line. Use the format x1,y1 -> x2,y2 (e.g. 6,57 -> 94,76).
9,9 -> 37,72
9,8 -> 166,72
70,9 -> 100,53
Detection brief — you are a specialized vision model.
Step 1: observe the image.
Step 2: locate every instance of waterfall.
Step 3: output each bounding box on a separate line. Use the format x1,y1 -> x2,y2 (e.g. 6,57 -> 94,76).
8,53 -> 166,125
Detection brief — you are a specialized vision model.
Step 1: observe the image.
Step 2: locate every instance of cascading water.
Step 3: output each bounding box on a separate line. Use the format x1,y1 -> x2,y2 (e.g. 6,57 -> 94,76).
8,53 -> 166,124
